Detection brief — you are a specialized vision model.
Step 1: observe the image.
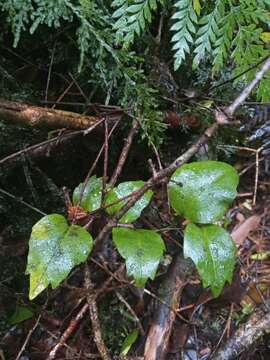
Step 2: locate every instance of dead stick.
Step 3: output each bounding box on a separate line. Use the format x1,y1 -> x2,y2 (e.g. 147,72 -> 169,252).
85,264 -> 112,360
211,302 -> 270,360
0,98 -> 101,130
116,292 -> 145,335
110,120 -> 140,186
15,315 -> 41,360
144,255 -> 189,360
46,303 -> 89,360
102,118 -> 109,204
47,264 -> 123,360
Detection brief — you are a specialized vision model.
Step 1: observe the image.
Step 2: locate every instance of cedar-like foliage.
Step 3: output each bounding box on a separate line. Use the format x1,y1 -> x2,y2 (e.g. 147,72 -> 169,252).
1,0 -> 270,130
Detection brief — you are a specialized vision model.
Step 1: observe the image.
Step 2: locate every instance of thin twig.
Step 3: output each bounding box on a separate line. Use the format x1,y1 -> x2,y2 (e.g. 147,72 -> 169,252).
52,79 -> 75,109
69,72 -> 88,102
116,292 -> 145,335
45,43 -> 56,103
15,315 -> 41,360
85,264 -> 112,360
209,55 -> 269,92
110,120 -> 140,186
47,303 -> 89,360
102,118 -> 109,204
0,188 -> 46,215
74,120 -> 120,221
226,56 -> 270,117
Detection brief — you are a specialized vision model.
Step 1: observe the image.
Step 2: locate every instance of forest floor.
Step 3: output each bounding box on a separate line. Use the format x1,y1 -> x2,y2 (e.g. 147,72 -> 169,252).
1,117 -> 270,360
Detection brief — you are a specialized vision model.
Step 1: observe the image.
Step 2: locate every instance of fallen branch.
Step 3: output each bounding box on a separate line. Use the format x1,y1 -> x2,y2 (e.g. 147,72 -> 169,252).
211,302 -> 270,360
0,98 -> 111,130
144,255 -> 190,360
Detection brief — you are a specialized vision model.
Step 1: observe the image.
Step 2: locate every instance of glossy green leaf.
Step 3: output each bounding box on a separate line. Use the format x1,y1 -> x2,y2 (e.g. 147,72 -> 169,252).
168,161 -> 239,223
26,214 -> 93,300
113,228 -> 165,287
8,305 -> 34,325
73,175 -> 102,212
105,181 -> 153,223
184,223 -> 236,297
121,329 -> 139,355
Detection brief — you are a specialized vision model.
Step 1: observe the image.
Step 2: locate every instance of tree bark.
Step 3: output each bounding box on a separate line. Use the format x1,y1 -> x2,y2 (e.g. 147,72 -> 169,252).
0,98 -> 104,130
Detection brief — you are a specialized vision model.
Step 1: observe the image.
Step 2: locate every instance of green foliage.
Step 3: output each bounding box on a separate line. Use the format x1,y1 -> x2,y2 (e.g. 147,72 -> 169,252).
193,0 -> 225,68
112,0 -> 163,46
1,0 -> 73,47
105,181 -> 153,223
26,214 -> 93,299
8,305 -> 34,325
112,228 -> 165,287
184,223 -> 236,297
73,175 -> 103,212
168,161 -> 239,223
169,160 -> 239,296
171,0 -> 197,70
120,329 -> 139,355
26,159 -> 239,299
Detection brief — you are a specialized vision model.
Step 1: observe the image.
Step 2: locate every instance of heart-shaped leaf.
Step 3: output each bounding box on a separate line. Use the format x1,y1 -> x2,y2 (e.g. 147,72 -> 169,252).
105,181 -> 153,223
184,223 -> 236,297
26,214 -> 93,300
113,228 -> 165,287
73,175 -> 102,212
168,161 -> 239,223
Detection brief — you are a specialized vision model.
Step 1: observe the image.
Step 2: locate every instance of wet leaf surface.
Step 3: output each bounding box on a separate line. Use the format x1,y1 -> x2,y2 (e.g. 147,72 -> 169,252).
184,223 -> 236,297
113,228 -> 165,287
73,175 -> 102,212
168,161 -> 239,223
106,181 -> 153,223
26,214 -> 93,299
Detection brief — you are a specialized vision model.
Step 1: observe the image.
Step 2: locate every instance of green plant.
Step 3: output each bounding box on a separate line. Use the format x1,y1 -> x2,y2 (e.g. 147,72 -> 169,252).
26,160 -> 239,300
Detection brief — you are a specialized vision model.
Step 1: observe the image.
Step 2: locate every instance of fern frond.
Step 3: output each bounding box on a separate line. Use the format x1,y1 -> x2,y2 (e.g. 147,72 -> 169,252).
171,0 -> 197,70
112,0 -> 163,47
231,25 -> 268,73
212,11 -> 236,73
30,0 -> 73,34
193,0 -> 225,68
0,0 -> 34,47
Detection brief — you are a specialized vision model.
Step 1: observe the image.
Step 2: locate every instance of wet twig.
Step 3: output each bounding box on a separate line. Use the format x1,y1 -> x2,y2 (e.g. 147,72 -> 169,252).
84,264 -> 112,360
110,120 -> 140,187
15,315 -> 41,360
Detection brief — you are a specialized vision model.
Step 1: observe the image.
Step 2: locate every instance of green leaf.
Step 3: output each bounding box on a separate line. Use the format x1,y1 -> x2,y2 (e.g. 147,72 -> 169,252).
184,223 -> 236,297
193,0 -> 201,15
121,329 -> 139,355
26,214 -> 93,300
105,181 -> 153,223
8,305 -> 34,325
113,228 -> 165,287
168,161 -> 239,223
73,175 -> 102,212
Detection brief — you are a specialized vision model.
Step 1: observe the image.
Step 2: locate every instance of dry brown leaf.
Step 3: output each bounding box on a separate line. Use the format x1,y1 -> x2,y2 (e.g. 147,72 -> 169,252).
231,215 -> 261,246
